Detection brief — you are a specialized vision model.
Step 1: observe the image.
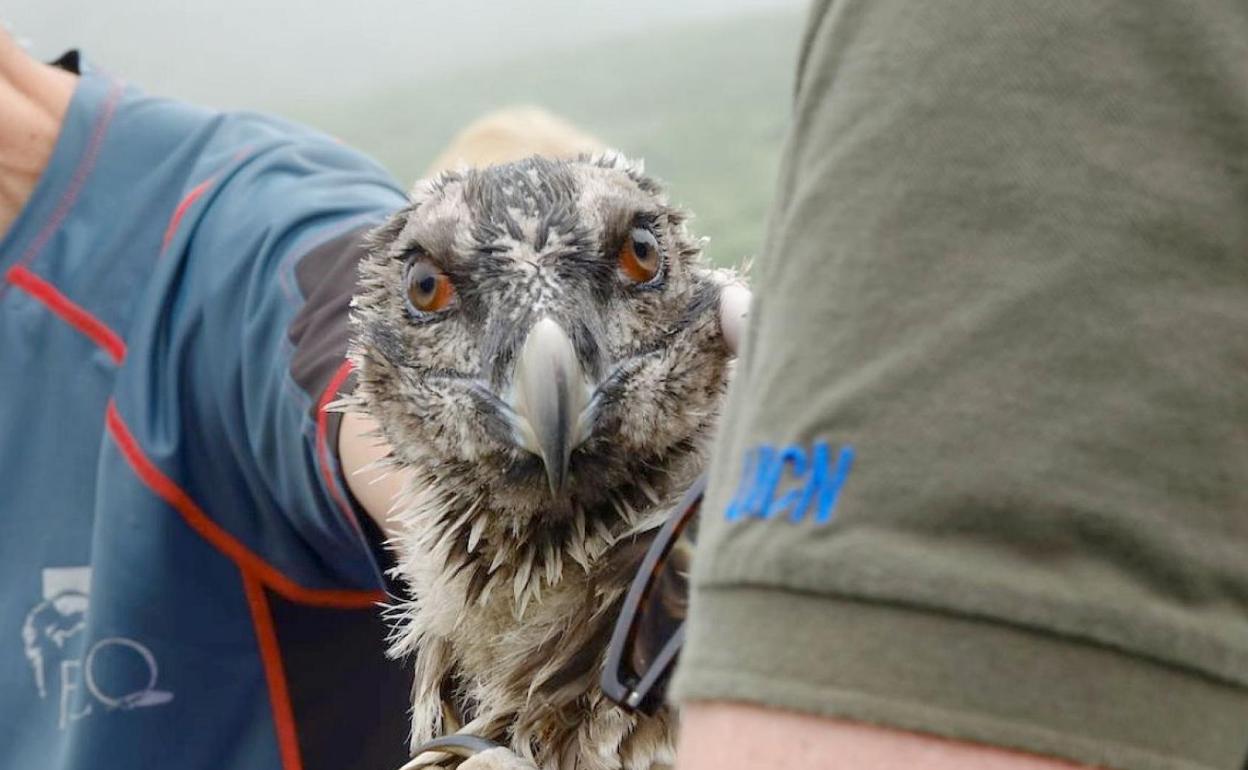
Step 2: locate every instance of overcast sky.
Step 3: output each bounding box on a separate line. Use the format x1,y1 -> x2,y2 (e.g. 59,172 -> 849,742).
6,1 -> 806,110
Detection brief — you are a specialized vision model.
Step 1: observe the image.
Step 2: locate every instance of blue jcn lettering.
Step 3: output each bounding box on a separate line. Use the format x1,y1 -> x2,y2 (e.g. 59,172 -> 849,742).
724,441 -> 855,525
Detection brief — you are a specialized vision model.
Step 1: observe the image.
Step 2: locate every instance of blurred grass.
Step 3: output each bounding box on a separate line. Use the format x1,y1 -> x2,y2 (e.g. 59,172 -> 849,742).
298,9 -> 803,267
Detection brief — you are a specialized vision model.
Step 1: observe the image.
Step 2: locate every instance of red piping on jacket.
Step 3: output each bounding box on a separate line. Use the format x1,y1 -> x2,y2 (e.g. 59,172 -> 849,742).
6,265 -> 126,364
315,359 -> 365,537
105,401 -> 385,609
243,573 -> 304,770
161,177 -> 214,251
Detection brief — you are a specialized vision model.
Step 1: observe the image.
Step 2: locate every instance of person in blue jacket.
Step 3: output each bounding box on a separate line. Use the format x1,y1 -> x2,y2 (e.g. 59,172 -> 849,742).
0,33 -> 419,768
0,29 -> 611,767
0,25 -> 755,770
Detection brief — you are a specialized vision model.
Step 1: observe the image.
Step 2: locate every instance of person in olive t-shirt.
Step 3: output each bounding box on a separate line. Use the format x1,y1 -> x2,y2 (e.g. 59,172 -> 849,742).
673,2 -> 1248,770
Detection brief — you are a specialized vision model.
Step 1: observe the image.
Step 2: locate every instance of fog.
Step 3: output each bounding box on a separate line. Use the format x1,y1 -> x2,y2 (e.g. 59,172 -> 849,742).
5,2 -> 808,264
7,1 -> 804,110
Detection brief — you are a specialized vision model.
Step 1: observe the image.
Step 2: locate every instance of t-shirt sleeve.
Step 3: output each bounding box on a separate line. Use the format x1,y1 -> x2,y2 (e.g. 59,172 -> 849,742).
158,125 -> 407,592
671,2 -> 1248,769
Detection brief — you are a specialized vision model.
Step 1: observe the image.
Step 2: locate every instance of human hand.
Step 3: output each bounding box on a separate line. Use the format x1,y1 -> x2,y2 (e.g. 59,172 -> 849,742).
718,282 -> 751,356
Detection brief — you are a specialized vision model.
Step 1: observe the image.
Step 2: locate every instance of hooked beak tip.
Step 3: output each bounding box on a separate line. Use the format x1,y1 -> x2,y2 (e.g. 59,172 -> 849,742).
510,317 -> 591,498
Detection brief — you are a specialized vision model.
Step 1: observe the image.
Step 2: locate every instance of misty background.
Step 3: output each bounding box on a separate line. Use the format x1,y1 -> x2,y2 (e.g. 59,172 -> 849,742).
6,1 -> 807,264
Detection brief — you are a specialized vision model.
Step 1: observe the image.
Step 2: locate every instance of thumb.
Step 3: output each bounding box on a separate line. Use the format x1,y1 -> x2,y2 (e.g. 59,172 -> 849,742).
718,283 -> 751,356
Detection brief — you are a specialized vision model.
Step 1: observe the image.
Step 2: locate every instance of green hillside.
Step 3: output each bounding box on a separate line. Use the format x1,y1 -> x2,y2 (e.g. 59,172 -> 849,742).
297,10 -> 803,267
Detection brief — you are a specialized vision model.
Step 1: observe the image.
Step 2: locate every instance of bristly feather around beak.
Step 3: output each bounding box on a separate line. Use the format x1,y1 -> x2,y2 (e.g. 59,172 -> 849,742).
508,317 -> 595,497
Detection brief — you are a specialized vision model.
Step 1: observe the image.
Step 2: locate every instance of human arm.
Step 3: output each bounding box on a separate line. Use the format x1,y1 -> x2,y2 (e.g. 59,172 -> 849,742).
678,704 -> 1083,770
340,412 -> 404,535
671,0 -> 1248,768
164,123 -> 409,590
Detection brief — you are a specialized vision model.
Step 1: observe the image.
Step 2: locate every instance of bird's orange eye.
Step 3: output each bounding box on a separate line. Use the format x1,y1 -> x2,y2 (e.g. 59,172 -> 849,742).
405,260 -> 455,315
618,227 -> 662,284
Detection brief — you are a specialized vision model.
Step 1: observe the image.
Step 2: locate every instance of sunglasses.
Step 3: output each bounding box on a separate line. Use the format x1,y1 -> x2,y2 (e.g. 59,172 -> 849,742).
601,473 -> 705,715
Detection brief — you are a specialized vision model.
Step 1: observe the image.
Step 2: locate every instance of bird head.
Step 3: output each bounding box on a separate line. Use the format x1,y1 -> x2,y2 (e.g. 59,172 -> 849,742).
350,154 -> 735,535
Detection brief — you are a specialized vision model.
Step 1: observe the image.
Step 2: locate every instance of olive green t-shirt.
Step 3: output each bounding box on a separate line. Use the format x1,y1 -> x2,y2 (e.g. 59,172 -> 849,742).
671,2 -> 1248,769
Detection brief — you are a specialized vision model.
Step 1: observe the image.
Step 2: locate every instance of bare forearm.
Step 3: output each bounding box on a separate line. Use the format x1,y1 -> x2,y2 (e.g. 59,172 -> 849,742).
338,411 -> 408,539
676,703 -> 1088,770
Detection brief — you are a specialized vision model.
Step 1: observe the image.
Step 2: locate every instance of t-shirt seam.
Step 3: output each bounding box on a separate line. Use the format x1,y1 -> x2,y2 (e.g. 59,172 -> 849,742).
692,581 -> 1248,692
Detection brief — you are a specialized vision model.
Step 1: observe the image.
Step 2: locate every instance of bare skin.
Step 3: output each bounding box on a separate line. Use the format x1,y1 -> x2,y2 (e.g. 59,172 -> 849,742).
676,704 -> 1088,770
0,27 -> 1079,770
0,32 -> 76,237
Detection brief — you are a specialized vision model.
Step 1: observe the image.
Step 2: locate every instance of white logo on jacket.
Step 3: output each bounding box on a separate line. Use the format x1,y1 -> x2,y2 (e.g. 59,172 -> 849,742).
21,567 -> 174,729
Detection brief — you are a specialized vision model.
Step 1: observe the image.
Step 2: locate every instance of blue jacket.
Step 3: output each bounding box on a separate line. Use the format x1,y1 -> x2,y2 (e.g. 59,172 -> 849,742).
0,54 -> 412,769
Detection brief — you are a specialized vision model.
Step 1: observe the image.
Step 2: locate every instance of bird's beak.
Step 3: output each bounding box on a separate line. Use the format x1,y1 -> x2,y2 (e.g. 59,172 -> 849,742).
510,317 -> 593,497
